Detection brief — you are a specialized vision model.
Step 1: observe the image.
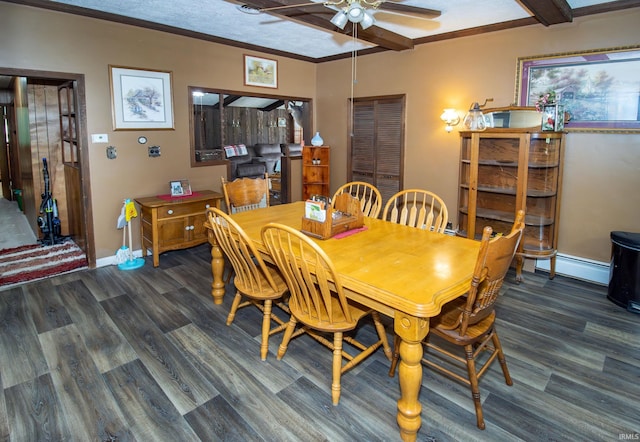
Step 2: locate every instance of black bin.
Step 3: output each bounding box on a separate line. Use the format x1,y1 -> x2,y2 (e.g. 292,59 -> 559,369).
608,231 -> 640,314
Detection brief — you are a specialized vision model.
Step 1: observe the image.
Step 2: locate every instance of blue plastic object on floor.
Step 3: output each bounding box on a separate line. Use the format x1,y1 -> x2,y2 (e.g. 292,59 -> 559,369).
118,257 -> 145,271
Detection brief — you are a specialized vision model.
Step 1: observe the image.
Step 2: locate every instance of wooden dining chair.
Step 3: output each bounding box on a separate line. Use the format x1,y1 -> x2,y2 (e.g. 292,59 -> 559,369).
382,189 -> 448,232
388,210 -> 525,430
220,173 -> 270,282
221,173 -> 270,214
261,223 -> 392,405
331,181 -> 383,218
206,207 -> 289,361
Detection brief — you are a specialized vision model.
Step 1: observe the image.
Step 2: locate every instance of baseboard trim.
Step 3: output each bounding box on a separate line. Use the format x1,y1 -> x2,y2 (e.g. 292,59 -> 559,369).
535,253 -> 610,286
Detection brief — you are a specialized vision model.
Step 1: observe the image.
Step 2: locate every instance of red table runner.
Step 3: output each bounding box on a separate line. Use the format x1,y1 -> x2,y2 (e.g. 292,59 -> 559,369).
156,191 -> 203,202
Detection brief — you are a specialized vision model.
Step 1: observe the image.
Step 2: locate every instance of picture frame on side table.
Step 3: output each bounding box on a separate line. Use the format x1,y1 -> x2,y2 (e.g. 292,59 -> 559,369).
109,65 -> 174,130
170,179 -> 192,197
515,46 -> 640,133
244,55 -> 278,89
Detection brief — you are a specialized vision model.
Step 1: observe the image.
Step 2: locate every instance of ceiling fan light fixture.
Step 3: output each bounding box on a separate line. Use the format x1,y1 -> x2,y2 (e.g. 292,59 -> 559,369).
360,10 -> 375,29
330,10 -> 349,29
347,3 -> 365,23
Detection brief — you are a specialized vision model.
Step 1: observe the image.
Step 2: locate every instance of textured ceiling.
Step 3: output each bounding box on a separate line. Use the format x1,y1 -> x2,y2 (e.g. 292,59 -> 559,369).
10,0 -> 636,60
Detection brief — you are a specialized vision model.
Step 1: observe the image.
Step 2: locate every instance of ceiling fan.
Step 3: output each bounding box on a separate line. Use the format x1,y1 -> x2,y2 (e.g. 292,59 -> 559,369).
237,0 -> 441,51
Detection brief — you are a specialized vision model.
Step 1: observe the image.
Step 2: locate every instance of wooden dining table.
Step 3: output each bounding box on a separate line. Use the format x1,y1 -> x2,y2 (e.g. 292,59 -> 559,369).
204,201 -> 480,441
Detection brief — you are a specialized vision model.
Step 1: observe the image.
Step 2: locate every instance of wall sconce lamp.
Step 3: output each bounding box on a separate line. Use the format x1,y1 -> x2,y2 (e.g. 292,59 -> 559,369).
440,108 -> 460,132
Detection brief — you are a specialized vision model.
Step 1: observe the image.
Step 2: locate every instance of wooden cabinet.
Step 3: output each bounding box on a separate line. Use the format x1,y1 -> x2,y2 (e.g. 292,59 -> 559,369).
135,190 -> 223,267
302,145 -> 330,200
457,129 -> 565,281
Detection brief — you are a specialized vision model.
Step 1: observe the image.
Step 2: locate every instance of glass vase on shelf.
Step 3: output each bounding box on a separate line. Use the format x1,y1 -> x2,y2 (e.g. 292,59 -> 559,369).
541,104 -> 565,132
311,132 -> 324,146
462,102 -> 487,131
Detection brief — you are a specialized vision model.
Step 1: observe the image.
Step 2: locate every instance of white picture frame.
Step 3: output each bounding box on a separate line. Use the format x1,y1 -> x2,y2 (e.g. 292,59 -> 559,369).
109,65 -> 174,130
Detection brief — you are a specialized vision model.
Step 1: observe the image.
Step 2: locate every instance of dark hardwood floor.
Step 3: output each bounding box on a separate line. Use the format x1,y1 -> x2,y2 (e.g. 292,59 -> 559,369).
1,244 -> 638,441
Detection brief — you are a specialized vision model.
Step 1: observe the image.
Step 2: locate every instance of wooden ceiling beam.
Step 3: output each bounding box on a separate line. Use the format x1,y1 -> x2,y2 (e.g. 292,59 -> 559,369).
376,2 -> 441,19
261,100 -> 285,111
240,0 -> 414,51
518,0 -> 573,26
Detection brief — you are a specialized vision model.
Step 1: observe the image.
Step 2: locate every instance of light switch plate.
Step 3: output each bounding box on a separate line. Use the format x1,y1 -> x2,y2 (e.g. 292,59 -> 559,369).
92,133 -> 109,143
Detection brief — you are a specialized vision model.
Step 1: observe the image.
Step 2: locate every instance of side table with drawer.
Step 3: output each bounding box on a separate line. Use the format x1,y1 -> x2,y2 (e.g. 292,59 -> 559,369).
135,190 -> 223,267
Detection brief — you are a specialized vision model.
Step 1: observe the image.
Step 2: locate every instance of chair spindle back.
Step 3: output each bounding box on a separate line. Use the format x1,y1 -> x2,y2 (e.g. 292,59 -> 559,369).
459,210 -> 525,336
332,181 -> 382,218
261,223 -> 354,327
206,207 -> 280,295
382,189 -> 448,232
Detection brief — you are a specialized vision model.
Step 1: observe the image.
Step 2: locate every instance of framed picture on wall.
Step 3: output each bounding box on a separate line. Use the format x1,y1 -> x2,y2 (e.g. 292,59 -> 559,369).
109,65 -> 174,130
244,55 -> 278,89
515,46 -> 640,133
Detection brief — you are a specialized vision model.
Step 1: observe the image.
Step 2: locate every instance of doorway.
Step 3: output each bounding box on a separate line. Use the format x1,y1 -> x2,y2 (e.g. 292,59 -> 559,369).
0,68 -> 95,267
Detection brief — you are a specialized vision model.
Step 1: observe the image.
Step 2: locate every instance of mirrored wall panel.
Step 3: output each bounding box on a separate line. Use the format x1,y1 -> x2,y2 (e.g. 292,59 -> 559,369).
189,86 -> 311,167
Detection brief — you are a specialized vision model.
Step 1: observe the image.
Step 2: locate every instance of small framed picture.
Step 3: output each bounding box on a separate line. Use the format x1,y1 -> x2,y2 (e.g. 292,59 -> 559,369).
244,54 -> 278,89
170,179 -> 192,197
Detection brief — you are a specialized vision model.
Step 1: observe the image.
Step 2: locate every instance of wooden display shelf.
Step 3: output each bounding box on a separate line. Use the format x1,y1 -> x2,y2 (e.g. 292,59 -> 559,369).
302,145 -> 330,199
457,124 -> 564,282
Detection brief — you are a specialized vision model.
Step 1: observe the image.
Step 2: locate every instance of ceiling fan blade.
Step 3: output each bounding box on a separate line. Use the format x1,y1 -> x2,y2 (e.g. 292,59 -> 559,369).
237,1 -> 322,14
375,2 -> 441,19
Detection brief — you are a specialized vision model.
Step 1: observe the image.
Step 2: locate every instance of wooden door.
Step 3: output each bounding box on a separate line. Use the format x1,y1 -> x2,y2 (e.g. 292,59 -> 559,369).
348,95 -> 405,204
0,103 -> 13,200
58,81 -> 86,252
158,217 -> 190,248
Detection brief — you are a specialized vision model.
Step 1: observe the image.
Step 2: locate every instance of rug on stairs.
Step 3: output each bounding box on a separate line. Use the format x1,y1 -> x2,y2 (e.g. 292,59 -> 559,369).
0,239 -> 87,289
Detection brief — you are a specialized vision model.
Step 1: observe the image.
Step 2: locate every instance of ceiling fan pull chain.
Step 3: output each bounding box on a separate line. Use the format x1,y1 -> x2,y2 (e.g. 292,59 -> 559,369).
349,25 -> 358,137
352,25 -> 358,86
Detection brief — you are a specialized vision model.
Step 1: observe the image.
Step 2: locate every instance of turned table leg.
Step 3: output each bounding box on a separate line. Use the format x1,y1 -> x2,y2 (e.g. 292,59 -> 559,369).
207,229 -> 225,304
394,312 -> 429,442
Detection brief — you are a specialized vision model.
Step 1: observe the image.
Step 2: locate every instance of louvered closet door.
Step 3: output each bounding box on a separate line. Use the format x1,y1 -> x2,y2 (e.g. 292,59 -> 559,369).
350,96 -> 405,205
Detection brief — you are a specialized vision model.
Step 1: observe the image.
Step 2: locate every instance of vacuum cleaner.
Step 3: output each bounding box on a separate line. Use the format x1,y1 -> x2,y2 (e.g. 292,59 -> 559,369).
38,157 -> 63,246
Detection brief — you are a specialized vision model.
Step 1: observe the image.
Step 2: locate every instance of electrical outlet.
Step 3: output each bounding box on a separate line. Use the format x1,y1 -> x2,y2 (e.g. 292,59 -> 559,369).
148,145 -> 161,157
106,146 -> 117,159
92,133 -> 109,143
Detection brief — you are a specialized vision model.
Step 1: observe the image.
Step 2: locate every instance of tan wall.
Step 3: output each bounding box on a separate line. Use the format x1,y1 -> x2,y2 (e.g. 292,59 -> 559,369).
2,3 -> 639,264
0,2 -> 315,260
317,9 -> 640,263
